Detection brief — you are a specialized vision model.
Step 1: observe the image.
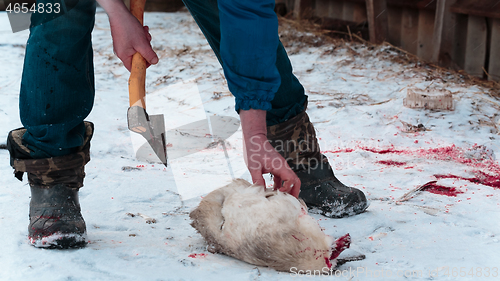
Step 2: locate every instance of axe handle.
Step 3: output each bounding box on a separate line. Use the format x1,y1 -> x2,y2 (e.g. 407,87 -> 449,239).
128,0 -> 147,108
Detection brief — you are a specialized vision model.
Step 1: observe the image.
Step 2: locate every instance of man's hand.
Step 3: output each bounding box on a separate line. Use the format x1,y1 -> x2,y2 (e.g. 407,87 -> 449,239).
240,109 -> 301,198
97,0 -> 159,71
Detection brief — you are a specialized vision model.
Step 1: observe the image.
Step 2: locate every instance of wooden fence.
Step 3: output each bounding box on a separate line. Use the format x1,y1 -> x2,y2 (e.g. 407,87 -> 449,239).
281,0 -> 500,81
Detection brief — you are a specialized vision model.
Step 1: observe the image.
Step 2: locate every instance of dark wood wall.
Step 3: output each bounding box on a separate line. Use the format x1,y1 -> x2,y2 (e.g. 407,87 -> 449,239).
285,0 -> 500,81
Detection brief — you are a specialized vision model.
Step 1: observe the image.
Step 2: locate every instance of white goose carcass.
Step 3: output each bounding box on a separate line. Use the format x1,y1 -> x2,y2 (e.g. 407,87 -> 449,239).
190,179 -> 351,272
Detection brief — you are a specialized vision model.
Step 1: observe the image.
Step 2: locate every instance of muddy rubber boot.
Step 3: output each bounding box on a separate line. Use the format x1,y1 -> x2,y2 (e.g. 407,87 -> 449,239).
7,122 -> 93,248
267,111 -> 368,218
28,184 -> 87,248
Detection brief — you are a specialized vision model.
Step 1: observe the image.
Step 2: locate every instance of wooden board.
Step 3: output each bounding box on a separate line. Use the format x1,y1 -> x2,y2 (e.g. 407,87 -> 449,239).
401,8 -> 419,54
438,0 -> 457,67
452,13 -> 468,69
431,0 -> 457,66
488,18 -> 500,81
366,0 -> 389,43
342,0 -> 437,10
450,0 -> 500,19
353,3 -> 367,23
464,15 -> 488,77
315,0 -> 330,18
343,1 -> 356,21
387,7 -> 402,46
329,1 -> 344,20
431,0 -> 446,63
293,0 -> 314,19
417,9 -> 435,61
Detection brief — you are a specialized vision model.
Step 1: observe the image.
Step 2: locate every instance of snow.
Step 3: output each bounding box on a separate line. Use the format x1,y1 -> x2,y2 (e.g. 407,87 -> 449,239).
1,8 -> 500,281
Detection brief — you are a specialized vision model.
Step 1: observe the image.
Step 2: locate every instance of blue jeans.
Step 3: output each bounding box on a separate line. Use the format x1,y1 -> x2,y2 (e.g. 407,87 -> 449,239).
20,0 -> 96,158
182,0 -> 307,124
19,0 -> 305,158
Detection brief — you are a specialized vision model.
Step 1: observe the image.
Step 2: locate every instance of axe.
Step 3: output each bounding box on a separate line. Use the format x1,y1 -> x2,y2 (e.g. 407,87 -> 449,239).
127,0 -> 167,167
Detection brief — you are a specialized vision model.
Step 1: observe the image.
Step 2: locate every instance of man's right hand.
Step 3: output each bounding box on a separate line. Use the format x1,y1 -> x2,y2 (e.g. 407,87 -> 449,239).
97,0 -> 159,71
240,109 -> 301,198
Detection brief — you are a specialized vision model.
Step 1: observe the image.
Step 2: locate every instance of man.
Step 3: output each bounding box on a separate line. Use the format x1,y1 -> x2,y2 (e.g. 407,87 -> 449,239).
7,0 -> 368,249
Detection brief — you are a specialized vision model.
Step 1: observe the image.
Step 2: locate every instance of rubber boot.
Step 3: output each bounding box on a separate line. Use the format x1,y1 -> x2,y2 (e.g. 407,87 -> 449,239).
267,111 -> 368,218
7,122 -> 93,248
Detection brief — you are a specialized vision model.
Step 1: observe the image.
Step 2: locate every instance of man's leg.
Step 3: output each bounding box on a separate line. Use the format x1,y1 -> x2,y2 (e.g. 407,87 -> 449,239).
181,0 -> 306,125
20,0 -> 96,158
7,0 -> 97,248
182,0 -> 367,217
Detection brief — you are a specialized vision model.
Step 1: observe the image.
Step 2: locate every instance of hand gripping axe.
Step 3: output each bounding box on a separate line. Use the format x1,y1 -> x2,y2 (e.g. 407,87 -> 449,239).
127,0 -> 167,167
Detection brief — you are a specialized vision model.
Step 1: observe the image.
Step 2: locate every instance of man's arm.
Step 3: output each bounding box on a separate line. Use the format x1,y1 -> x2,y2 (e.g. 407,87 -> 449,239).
218,0 -> 301,196
96,0 -> 158,71
240,109 -> 300,197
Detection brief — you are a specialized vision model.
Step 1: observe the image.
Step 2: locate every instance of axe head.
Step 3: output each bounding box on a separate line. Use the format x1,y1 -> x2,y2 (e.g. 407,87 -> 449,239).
127,105 -> 167,167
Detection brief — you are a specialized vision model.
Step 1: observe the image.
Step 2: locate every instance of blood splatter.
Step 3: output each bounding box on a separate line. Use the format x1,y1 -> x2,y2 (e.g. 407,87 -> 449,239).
323,148 -> 355,154
188,253 -> 208,258
423,182 -> 464,197
323,144 -> 500,189
330,233 -> 351,260
324,257 -> 332,268
435,172 -> 500,189
377,160 -> 407,166
361,147 -> 404,154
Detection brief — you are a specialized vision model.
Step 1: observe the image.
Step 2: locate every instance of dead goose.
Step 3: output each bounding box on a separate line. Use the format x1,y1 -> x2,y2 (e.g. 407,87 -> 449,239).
190,179 -> 351,272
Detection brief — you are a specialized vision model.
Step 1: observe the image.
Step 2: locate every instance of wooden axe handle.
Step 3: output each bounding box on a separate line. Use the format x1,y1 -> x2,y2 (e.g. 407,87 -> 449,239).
128,0 -> 147,108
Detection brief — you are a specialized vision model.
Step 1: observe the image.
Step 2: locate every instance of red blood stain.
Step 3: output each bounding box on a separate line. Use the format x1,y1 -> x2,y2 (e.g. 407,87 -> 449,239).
323,145 -> 500,189
324,257 -> 332,268
361,147 -> 404,154
292,234 -> 306,242
330,233 -> 351,260
188,253 -> 208,258
323,148 -> 355,154
377,160 -> 406,166
435,172 -> 500,189
423,182 -> 464,197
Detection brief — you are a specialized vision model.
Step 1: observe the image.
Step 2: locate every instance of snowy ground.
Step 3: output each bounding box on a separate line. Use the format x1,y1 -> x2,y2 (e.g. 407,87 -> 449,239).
1,9 -> 500,281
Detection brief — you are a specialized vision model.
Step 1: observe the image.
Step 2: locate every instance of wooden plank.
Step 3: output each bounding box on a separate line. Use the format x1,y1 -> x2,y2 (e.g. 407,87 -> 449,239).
431,0 -> 457,66
315,0 -> 330,18
275,0 -> 288,16
431,0 -> 446,63
341,0 -> 437,10
329,1 -> 344,20
293,0 -> 314,19
366,0 -> 389,43
452,13 -> 468,69
417,9 -> 435,61
343,1 -> 356,21
387,7 -> 402,46
488,18 -> 500,81
401,8 -> 419,54
450,0 -> 500,19
464,16 -> 488,77
387,0 -> 437,10
284,0 -> 295,15
353,3 -> 367,23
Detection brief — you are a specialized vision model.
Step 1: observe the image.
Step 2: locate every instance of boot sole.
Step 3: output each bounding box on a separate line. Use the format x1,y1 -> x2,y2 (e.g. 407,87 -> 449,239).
29,232 -> 87,249
307,203 -> 369,218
